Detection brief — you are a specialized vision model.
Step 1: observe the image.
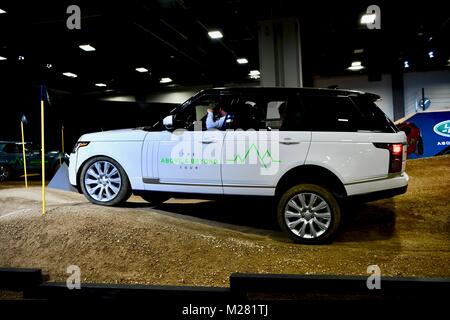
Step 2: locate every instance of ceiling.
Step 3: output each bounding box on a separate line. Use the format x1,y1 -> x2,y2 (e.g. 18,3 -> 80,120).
0,0 -> 449,97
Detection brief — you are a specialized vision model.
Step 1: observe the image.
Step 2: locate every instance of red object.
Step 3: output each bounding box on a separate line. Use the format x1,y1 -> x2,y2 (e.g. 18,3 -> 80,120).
397,122 -> 423,155
391,144 -> 402,155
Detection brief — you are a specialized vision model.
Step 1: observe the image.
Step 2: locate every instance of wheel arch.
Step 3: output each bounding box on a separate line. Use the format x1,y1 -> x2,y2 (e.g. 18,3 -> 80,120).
275,164 -> 347,199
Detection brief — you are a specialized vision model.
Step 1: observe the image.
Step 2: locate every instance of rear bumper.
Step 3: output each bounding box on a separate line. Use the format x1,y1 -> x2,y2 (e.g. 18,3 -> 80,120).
345,172 -> 409,198
347,185 -> 408,202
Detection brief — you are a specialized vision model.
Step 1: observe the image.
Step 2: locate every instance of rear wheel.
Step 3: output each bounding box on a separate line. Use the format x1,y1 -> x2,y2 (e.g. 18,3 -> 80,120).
0,166 -> 12,182
277,184 -> 341,244
80,157 -> 131,206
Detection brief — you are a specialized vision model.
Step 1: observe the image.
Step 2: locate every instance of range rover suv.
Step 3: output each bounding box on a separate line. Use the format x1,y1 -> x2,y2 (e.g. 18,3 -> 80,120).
69,87 -> 408,244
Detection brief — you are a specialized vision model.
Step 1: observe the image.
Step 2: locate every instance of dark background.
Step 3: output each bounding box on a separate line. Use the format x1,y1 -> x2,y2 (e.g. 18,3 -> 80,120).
0,0 -> 449,150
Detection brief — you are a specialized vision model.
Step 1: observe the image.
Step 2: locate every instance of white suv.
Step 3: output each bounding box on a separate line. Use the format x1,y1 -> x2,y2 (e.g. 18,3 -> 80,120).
69,87 -> 408,244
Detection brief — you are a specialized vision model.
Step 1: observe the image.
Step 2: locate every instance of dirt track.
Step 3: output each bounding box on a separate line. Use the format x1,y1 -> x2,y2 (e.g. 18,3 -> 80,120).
0,156 -> 449,286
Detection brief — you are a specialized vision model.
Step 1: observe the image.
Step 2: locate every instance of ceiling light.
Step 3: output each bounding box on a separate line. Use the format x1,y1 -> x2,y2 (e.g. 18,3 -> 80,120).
160,77 -> 172,84
0,9 -> 6,14
404,61 -> 410,68
428,51 -> 434,58
95,83 -> 107,87
46,64 -> 52,69
237,58 -> 248,64
79,44 -> 96,52
62,72 -> 77,78
135,67 -> 149,73
0,56 -> 6,61
249,70 -> 260,79
208,30 -> 223,39
347,61 -> 365,71
360,13 -> 376,24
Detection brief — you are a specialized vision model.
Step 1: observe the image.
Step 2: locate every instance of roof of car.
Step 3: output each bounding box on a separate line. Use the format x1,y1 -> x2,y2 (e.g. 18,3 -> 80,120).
200,86 -> 380,99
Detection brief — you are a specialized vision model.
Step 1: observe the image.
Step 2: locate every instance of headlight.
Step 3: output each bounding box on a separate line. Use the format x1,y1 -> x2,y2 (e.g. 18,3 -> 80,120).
71,141 -> 90,154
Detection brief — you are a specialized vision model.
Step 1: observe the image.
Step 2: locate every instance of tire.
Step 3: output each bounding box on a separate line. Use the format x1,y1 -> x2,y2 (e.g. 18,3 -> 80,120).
140,193 -> 170,205
277,184 -> 341,244
0,165 -> 12,182
79,157 -> 131,206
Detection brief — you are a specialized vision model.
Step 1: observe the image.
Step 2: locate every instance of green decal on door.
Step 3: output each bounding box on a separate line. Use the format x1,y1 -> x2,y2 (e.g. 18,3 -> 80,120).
226,144 -> 281,169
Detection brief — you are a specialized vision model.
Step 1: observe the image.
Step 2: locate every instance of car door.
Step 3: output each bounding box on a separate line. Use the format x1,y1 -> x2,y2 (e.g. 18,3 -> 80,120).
26,144 -> 43,170
222,92 -> 311,196
144,93 -> 231,194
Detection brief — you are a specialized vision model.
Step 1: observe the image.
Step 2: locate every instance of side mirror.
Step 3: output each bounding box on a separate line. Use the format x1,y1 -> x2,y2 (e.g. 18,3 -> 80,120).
163,115 -> 174,129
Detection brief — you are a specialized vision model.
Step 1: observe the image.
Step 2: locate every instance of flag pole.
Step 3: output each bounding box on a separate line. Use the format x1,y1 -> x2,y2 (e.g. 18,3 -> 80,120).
60,125 -> 65,166
20,120 -> 28,188
41,87 -> 46,215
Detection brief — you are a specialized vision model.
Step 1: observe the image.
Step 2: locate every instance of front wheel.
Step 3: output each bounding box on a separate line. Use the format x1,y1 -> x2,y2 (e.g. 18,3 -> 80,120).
80,157 -> 131,206
277,184 -> 341,244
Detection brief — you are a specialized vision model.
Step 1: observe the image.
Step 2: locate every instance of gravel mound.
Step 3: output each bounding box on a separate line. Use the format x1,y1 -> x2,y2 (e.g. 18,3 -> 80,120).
0,156 -> 449,286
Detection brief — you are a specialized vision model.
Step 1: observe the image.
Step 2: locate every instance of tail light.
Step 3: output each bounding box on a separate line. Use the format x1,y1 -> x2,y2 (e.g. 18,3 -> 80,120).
373,143 -> 404,173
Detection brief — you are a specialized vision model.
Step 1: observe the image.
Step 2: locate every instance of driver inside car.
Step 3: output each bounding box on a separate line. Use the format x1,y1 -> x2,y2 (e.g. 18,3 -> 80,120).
206,104 -> 232,130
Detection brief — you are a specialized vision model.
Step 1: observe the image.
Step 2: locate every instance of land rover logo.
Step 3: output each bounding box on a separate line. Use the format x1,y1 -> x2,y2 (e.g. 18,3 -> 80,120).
433,120 -> 450,137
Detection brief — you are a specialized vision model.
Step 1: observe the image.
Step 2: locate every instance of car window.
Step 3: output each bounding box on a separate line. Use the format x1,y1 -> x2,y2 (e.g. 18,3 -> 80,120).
350,95 -> 398,133
301,95 -> 359,132
173,94 -> 233,131
235,94 -> 299,131
257,95 -> 306,131
2,143 -> 21,153
265,101 -> 287,130
226,97 -> 265,130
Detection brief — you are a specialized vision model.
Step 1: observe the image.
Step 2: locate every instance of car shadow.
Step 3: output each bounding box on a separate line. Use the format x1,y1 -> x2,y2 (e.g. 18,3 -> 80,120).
131,197 -> 397,243
153,198 -> 279,234
335,199 -> 397,243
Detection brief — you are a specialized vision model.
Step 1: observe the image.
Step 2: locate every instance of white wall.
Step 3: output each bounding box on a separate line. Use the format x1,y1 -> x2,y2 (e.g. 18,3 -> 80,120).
403,70 -> 450,115
313,74 -> 394,119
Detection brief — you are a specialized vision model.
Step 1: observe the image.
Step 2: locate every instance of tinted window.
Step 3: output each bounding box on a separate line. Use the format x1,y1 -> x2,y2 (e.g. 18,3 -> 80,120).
301,95 -> 358,132
232,95 -> 277,130
224,98 -> 262,130
236,94 -> 305,131
279,96 -> 307,131
351,95 -> 398,133
2,143 -> 21,153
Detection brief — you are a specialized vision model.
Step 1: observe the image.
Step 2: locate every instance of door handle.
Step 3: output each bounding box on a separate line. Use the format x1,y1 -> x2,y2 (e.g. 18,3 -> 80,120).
280,139 -> 300,145
200,140 -> 216,144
